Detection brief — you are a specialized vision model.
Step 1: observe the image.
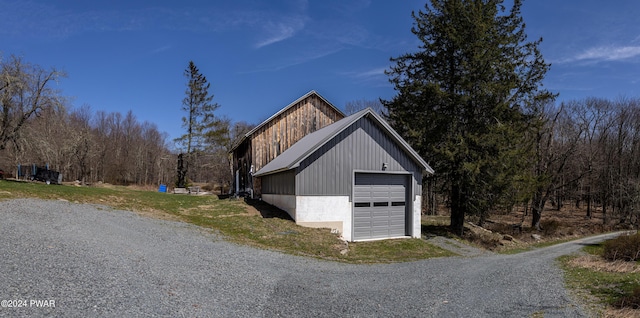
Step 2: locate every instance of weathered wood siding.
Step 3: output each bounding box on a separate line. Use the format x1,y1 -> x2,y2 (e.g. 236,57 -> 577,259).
251,94 -> 344,173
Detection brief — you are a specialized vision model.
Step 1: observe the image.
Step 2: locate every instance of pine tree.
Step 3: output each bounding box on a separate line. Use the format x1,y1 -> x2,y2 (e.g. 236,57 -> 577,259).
384,0 -> 555,235
175,61 -> 220,187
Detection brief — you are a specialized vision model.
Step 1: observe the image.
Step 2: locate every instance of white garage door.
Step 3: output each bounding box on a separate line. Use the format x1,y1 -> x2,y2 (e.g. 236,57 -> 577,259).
353,173 -> 408,240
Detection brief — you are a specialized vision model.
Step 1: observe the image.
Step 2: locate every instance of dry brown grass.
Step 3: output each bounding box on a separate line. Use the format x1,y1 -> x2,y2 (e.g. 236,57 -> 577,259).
605,307 -> 640,317
568,254 -> 640,274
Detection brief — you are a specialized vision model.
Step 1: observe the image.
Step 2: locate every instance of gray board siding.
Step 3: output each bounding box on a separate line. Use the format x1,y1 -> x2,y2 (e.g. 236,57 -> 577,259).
296,116 -> 422,198
260,169 -> 295,195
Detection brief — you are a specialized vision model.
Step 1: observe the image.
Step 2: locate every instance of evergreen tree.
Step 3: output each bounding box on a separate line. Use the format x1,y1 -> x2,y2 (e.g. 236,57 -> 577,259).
175,61 -> 220,186
384,0 -> 555,235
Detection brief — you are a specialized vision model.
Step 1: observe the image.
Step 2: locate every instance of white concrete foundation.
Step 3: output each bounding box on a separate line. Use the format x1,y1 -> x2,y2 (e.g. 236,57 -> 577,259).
413,195 -> 422,239
296,196 -> 352,241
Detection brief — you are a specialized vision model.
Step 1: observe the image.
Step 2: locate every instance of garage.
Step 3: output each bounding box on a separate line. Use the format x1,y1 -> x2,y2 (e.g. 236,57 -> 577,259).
254,108 -> 433,241
353,173 -> 409,240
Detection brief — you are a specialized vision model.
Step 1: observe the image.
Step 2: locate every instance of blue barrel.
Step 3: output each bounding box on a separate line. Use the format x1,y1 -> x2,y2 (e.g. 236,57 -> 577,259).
158,184 -> 167,193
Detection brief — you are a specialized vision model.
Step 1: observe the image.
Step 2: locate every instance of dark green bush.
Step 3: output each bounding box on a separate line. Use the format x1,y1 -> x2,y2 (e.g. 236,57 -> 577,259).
603,233 -> 640,261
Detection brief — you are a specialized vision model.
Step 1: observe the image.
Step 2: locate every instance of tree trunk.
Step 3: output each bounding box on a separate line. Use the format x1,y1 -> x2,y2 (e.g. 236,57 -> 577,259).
602,198 -> 608,225
426,178 -> 436,215
531,187 -> 548,230
586,191 -> 592,219
177,153 -> 187,188
450,183 -> 465,236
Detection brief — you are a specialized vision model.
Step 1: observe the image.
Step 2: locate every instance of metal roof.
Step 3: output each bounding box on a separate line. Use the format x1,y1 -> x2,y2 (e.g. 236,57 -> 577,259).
230,90 -> 345,152
253,108 -> 434,177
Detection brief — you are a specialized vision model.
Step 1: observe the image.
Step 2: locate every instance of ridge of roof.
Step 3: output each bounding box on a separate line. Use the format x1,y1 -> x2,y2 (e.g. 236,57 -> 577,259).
253,108 -> 433,177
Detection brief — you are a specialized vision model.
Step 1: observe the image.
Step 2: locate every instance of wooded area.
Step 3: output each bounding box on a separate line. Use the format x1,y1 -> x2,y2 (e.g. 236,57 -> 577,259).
527,97 -> 640,227
0,104 -> 174,186
0,55 -> 243,190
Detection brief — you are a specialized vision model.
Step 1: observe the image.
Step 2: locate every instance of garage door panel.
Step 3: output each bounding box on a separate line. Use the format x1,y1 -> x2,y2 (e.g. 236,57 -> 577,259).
354,215 -> 371,220
354,211 -> 371,217
354,217 -> 372,225
389,213 -> 404,220
371,214 -> 389,221
371,220 -> 389,226
389,192 -> 405,199
372,191 -> 391,198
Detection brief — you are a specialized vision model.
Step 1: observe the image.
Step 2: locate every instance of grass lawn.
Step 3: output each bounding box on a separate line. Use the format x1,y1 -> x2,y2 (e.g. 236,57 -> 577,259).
0,180 -> 453,263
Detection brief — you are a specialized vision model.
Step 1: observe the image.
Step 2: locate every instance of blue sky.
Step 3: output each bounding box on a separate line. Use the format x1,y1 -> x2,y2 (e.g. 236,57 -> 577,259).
2,0 -> 640,144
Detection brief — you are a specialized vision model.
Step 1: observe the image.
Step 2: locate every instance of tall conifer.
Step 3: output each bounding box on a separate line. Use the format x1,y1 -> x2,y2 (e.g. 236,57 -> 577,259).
384,0 -> 555,235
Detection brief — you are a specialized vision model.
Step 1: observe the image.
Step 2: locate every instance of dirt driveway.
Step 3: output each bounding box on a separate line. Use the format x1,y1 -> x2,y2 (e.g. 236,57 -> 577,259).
0,199 -> 622,317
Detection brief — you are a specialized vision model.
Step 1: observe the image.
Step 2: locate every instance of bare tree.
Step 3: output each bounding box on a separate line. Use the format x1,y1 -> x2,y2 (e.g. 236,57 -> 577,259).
0,55 -> 65,151
68,105 -> 93,184
528,101 -> 582,229
570,98 -> 613,218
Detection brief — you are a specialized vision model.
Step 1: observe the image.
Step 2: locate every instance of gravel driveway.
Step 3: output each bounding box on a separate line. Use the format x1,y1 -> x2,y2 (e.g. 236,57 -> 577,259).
0,199 -> 623,317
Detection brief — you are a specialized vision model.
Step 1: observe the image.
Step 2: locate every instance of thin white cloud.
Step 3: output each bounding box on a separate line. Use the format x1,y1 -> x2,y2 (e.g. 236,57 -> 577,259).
254,18 -> 306,49
340,67 -> 391,88
240,47 -> 342,73
351,67 -> 387,79
151,45 -> 172,54
569,45 -> 640,63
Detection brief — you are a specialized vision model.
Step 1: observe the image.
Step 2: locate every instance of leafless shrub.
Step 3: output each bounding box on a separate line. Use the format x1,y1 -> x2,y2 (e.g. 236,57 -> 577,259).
615,287 -> 640,310
540,219 -> 562,235
603,234 -> 640,262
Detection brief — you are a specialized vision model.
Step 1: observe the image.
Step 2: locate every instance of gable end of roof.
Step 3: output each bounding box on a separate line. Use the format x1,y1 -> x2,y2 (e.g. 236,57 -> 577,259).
254,108 -> 434,177
230,90 -> 345,153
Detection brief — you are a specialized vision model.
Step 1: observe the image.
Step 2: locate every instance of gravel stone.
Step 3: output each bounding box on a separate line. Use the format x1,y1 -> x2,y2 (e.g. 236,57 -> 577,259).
0,198 -> 624,317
